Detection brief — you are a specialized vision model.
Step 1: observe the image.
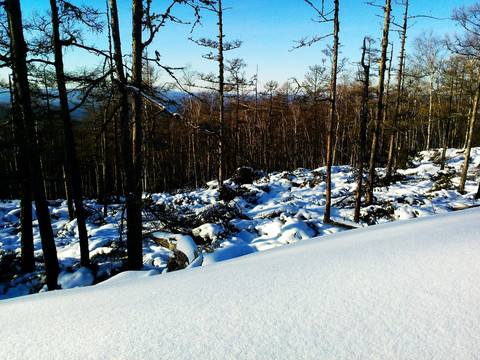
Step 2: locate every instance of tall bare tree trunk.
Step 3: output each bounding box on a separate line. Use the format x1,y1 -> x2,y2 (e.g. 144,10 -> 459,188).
366,0 -> 391,205
217,0 -> 225,186
128,0 -> 144,269
49,0 -> 90,268
441,70 -> 455,170
385,0 -> 408,183
5,0 -> 59,289
109,0 -> 138,267
10,76 -> 34,273
323,0 -> 339,223
108,0 -> 127,200
102,107 -> 109,217
427,75 -> 434,150
458,74 -> 480,193
354,37 -> 371,223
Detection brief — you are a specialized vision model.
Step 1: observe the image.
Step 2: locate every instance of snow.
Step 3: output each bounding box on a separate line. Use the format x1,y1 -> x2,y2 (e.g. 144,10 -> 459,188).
2,148 -> 480,299
0,208 -> 479,359
174,235 -> 199,263
192,223 -> 224,242
202,243 -> 254,265
58,267 -> 94,289
151,232 -> 199,263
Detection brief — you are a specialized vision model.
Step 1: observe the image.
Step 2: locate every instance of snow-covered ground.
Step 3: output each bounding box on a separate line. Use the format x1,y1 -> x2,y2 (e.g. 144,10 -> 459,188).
1,207 -> 479,359
1,148 -> 480,299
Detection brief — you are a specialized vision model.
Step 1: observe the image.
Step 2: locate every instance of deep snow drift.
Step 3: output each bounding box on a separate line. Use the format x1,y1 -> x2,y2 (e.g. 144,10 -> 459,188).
1,208 -> 479,359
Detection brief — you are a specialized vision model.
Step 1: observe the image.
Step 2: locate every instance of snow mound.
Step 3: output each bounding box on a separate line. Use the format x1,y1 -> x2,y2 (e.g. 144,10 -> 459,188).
58,267 -> 94,289
202,244 -> 254,265
1,208 -> 479,359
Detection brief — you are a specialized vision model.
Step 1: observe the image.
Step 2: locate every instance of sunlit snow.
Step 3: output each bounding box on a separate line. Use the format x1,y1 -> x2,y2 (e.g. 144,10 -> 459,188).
0,208 -> 479,359
1,148 -> 480,299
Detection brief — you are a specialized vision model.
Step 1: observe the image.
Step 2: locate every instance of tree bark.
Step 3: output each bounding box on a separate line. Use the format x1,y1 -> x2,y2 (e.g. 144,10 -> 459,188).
427,75 -> 434,150
323,0 -> 339,223
109,0 -> 129,201
458,74 -> 480,193
218,0 -> 225,186
354,37 -> 370,223
109,0 -> 140,267
49,0 -> 90,268
441,69 -> 455,170
385,0 -> 408,183
10,76 -> 34,273
5,0 -> 59,289
366,0 -> 391,205
127,0 -> 144,269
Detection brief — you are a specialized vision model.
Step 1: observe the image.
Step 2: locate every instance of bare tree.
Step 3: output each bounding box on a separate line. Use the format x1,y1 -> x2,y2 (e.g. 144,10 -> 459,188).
115,0 -> 204,268
226,57 -> 249,169
354,37 -> 373,223
264,80 -> 278,172
366,0 -> 392,205
3,0 -> 59,289
385,0 -> 408,183
448,2 -> 480,194
190,0 -> 242,187
9,76 -> 35,273
294,0 -> 340,223
49,0 -> 91,268
411,30 -> 444,150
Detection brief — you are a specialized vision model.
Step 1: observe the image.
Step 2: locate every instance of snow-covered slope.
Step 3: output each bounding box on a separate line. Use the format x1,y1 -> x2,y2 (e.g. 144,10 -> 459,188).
2,147 -> 480,298
1,208 -> 479,359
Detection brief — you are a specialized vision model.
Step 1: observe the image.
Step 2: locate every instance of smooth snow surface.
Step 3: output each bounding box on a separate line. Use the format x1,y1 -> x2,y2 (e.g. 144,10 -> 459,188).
1,208 -> 479,359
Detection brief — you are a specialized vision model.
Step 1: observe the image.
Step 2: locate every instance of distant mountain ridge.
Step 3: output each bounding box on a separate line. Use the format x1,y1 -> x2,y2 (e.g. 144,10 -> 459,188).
0,88 -> 184,118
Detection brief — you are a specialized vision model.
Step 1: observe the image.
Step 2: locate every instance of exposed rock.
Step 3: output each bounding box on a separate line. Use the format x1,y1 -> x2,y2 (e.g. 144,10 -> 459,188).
218,184 -> 239,202
232,167 -> 264,185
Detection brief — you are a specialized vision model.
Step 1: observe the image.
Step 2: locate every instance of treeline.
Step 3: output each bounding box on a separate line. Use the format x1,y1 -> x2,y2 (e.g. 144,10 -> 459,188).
0,0 -> 479,288
1,50 -> 478,198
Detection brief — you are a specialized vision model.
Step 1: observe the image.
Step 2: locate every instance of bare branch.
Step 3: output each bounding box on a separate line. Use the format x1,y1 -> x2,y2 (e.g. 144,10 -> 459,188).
143,1 -> 177,48
291,33 -> 334,50
68,69 -> 114,112
26,58 -> 55,66
69,42 -> 110,59
125,84 -> 217,137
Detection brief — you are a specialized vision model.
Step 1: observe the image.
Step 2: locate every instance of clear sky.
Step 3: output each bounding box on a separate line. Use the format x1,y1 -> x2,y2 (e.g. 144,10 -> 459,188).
3,0 -> 478,89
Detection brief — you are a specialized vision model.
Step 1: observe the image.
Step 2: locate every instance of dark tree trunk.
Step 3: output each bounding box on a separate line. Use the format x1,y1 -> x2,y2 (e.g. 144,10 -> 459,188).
49,0 -> 90,268
10,77 -> 34,273
110,0 -> 138,267
102,108 -> 109,218
441,73 -> 455,171
127,0 -> 144,270
458,75 -> 480,193
385,0 -> 408,183
5,0 -> 59,289
218,0 -> 225,186
323,0 -> 339,223
354,37 -> 371,223
366,0 -> 391,205
109,0 -> 128,200
62,165 -> 75,221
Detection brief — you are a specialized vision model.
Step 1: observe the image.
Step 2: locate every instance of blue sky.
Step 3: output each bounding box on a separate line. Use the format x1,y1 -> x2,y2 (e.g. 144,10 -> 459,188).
4,0 -> 477,89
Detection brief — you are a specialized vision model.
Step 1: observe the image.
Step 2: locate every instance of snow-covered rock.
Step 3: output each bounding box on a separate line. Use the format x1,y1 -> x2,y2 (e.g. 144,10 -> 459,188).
192,223 -> 224,243
202,244 -> 254,265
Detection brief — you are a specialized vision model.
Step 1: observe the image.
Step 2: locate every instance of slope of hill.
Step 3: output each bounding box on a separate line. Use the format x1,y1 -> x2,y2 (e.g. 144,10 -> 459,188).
1,148 -> 480,299
0,207 -> 479,359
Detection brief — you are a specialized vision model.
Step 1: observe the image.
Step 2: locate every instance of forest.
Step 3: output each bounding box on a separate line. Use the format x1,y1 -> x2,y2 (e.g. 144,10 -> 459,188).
0,0 -> 479,290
